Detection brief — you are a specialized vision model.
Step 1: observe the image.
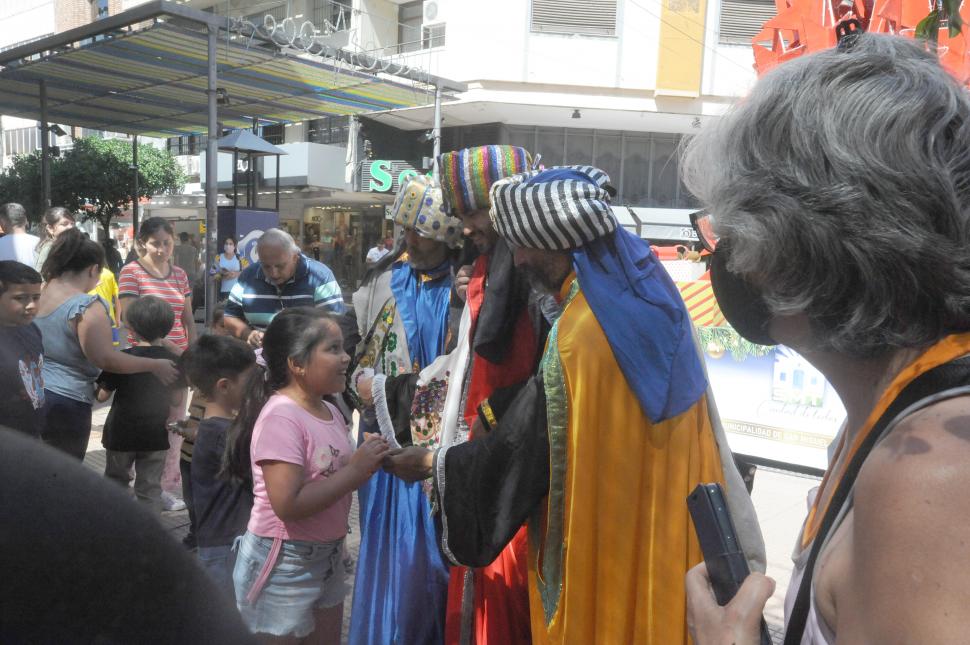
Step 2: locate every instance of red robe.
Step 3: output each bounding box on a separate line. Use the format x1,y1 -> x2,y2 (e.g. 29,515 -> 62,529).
444,254 -> 536,645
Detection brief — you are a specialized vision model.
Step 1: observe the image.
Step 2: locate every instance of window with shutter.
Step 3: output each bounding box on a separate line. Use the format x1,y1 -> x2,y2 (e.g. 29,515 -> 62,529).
531,0 -> 618,36
718,0 -> 776,44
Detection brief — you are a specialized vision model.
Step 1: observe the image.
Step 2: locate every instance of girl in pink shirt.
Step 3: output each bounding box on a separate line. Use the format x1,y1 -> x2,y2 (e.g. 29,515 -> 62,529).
224,307 -> 389,642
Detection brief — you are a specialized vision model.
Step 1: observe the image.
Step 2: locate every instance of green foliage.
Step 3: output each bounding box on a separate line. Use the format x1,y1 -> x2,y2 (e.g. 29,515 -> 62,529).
696,325 -> 775,362
0,152 -> 43,218
915,0 -> 964,43
0,137 -> 185,233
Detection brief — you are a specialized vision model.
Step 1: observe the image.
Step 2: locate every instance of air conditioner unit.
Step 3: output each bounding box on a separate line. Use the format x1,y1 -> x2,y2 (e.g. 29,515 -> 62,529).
423,0 -> 445,24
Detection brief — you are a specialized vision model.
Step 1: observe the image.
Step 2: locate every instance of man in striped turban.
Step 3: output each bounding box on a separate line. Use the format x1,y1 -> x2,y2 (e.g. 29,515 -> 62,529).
385,166 -> 765,644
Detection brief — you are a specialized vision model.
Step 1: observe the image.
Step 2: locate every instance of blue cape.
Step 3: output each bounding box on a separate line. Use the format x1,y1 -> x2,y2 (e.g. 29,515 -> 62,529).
573,227 -> 708,423
390,259 -> 453,370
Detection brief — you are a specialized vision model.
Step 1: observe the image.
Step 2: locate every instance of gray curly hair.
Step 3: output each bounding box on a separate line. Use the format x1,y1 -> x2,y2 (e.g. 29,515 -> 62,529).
681,34 -> 970,358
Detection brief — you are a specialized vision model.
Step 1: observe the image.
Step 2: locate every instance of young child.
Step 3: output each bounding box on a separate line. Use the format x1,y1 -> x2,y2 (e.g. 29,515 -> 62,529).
0,261 -> 44,438
173,303 -> 230,550
224,307 -> 389,642
179,334 -> 256,597
97,296 -> 186,510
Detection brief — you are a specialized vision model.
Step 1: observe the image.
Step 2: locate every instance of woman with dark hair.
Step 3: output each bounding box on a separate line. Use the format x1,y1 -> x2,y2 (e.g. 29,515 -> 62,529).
118,216 -> 196,510
33,206 -> 75,273
118,217 -> 196,351
683,34 -> 970,644
33,229 -> 178,459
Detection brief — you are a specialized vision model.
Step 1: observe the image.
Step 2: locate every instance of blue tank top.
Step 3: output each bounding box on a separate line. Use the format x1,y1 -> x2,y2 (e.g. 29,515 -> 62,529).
34,293 -> 108,404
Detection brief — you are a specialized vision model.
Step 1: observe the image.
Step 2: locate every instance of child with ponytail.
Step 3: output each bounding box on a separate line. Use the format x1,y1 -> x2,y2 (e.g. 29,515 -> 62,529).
224,307 -> 388,642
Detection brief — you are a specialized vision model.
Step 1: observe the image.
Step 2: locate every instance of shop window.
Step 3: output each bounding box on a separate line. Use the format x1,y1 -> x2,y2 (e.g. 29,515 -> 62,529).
649,136 -> 680,207
565,130 -> 594,166
506,125 -> 536,153
261,124 -> 284,145
309,116 -> 350,146
92,0 -> 109,20
535,128 -> 565,166
531,0 -> 617,36
621,136 -> 651,206
593,132 -> 622,190
497,127 -> 695,208
398,1 -> 424,53
718,0 -> 776,44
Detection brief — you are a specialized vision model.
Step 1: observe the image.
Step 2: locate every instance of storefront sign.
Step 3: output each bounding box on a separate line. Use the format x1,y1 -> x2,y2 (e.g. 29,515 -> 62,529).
362,160 -> 427,193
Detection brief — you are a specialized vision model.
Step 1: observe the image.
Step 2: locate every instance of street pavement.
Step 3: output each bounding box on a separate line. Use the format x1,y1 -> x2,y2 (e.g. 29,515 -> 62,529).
85,405 -> 819,644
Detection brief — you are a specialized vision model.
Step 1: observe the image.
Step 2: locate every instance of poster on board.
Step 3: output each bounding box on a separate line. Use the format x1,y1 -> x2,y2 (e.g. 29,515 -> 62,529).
672,265 -> 845,472
697,330 -> 845,471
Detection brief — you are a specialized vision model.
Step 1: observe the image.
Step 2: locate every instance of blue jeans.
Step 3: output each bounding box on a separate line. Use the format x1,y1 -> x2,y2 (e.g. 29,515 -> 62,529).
40,390 -> 92,460
198,543 -> 236,600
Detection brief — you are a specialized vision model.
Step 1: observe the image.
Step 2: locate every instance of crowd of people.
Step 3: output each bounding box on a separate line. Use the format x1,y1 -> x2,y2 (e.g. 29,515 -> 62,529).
2,32 -> 970,644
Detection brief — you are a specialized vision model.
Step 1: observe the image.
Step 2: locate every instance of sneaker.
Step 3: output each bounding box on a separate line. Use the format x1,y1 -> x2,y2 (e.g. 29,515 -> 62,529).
161,492 -> 186,512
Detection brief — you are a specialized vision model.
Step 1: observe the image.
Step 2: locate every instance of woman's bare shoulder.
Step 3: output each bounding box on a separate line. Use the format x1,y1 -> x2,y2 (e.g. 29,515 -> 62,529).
844,395 -> 970,642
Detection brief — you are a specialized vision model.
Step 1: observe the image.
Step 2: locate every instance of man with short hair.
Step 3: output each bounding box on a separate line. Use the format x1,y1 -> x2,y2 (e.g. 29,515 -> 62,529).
0,204 -> 40,266
172,232 -> 199,286
385,167 -> 765,644
223,228 -> 344,347
364,239 -> 389,267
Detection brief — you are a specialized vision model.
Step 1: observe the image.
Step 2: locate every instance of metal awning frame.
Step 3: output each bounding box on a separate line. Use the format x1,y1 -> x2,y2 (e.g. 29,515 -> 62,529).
0,0 -> 466,326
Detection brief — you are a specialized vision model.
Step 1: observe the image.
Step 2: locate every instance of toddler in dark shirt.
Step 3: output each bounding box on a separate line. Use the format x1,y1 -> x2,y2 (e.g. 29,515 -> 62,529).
179,333 -> 256,598
97,296 -> 185,510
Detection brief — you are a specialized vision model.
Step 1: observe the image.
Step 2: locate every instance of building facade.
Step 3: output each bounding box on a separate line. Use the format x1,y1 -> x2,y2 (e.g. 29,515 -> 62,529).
0,0 -> 776,287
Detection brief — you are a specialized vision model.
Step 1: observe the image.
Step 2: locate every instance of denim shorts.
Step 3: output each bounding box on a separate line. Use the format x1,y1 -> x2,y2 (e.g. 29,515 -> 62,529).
233,531 -> 346,638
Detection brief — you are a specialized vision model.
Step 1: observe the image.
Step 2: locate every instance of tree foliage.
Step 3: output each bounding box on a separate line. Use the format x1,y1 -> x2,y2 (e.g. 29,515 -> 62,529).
0,137 -> 185,234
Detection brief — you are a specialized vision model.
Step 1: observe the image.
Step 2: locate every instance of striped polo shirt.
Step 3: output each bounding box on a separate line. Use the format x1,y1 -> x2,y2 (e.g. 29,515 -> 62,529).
224,254 -> 345,330
118,261 -> 192,350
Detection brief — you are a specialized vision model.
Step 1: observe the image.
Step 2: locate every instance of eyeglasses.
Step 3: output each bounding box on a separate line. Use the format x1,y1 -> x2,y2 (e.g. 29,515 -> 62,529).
689,210 -> 719,253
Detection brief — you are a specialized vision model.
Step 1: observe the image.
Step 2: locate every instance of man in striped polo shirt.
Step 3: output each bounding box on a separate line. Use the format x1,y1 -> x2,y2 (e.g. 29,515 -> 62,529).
223,228 -> 345,347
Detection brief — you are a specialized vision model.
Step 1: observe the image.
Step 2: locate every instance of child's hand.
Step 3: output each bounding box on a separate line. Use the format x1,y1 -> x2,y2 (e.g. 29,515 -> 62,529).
349,433 -> 389,480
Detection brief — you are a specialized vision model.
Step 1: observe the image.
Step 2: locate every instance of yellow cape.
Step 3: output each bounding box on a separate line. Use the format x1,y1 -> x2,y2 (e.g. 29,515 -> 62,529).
528,279 -> 725,644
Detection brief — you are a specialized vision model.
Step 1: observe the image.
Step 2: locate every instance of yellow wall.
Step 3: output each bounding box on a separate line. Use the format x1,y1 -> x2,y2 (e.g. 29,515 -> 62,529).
656,0 -> 709,97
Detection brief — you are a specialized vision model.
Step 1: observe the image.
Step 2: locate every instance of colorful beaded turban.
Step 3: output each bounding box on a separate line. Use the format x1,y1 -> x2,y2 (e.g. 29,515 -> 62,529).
438,145 -> 532,216
389,174 -> 463,248
489,166 -> 617,251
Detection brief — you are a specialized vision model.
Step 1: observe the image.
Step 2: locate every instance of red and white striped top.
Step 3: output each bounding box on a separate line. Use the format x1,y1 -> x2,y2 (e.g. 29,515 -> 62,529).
118,261 -> 192,350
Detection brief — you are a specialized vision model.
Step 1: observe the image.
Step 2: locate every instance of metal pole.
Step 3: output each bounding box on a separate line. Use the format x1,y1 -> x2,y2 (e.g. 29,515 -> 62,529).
275,155 -> 280,213
232,150 -> 238,206
132,134 -> 139,235
204,25 -> 219,327
431,83 -> 442,177
39,80 -> 51,210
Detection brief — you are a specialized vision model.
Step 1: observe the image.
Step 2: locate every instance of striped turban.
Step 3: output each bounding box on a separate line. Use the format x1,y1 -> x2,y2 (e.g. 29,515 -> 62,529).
438,145 -> 532,216
489,166 -> 617,250
389,174 -> 463,248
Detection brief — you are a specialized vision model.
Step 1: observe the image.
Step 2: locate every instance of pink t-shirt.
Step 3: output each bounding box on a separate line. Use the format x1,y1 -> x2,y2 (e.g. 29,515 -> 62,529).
248,394 -> 353,542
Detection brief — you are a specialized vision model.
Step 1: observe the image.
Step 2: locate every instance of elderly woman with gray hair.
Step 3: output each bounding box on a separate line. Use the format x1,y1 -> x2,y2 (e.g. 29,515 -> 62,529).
682,34 -> 970,644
